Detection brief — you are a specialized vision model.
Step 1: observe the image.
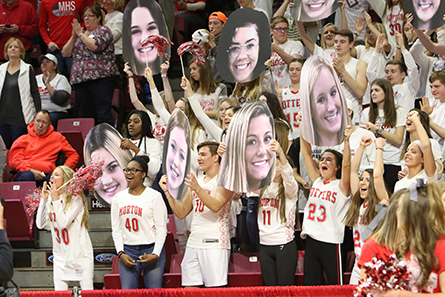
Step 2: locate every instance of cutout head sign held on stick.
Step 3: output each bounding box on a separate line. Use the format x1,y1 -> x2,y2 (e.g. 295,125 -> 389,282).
218,101 -> 276,193
217,7 -> 271,83
405,0 -> 444,30
290,0 -> 340,22
162,109 -> 191,202
123,0 -> 170,76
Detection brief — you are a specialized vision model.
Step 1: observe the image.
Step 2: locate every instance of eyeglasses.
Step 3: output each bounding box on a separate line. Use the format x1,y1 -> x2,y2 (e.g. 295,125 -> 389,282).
273,27 -> 288,33
227,43 -> 258,58
123,168 -> 143,174
83,14 -> 96,18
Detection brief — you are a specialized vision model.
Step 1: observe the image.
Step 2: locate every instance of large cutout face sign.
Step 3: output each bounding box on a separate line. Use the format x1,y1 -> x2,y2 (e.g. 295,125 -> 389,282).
217,8 -> 271,83
405,0 -> 444,30
162,109 -> 191,202
218,101 -> 276,193
123,0 -> 170,76
84,123 -> 133,207
290,0 -> 340,22
299,56 -> 348,147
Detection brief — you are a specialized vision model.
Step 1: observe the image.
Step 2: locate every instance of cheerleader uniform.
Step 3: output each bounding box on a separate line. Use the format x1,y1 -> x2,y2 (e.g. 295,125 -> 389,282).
36,193 -> 94,290
258,162 -> 299,286
301,177 -> 350,285
111,187 -> 167,289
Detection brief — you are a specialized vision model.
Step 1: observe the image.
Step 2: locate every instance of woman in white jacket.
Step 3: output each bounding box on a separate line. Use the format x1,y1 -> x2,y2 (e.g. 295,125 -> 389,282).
0,38 -> 40,149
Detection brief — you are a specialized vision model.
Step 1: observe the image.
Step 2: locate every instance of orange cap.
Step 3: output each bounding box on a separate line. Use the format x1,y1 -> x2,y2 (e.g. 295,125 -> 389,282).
209,11 -> 227,23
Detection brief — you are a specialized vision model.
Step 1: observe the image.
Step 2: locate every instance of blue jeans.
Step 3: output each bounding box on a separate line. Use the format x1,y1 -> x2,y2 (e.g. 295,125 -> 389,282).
74,77 -> 115,126
119,244 -> 166,289
14,171 -> 52,187
0,125 -> 27,149
50,112 -> 70,131
47,49 -> 72,78
246,196 -> 260,252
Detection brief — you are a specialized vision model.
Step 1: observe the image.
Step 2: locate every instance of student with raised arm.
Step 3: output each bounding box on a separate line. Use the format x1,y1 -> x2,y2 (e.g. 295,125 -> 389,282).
160,141 -> 232,287
368,31 -> 419,113
333,30 -> 368,124
344,135 -> 389,284
296,21 -> 337,58
393,110 -> 437,192
300,125 -> 352,285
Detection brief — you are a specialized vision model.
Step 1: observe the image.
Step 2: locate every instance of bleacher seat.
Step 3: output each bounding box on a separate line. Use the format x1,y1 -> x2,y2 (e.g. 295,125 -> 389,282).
57,118 -> 94,140
228,252 -> 263,287
167,214 -> 178,239
57,118 -> 95,168
163,253 -> 183,288
0,182 -> 36,242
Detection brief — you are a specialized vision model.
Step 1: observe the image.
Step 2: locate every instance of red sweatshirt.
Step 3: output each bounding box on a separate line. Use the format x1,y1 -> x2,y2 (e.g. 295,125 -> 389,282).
0,0 -> 38,59
9,122 -> 79,173
39,0 -> 93,48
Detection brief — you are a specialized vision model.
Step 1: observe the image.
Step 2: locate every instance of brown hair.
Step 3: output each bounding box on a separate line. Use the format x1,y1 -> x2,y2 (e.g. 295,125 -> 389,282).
270,16 -> 288,29
84,5 -> 103,25
189,59 -> 220,95
429,71 -> 445,86
369,79 -> 397,128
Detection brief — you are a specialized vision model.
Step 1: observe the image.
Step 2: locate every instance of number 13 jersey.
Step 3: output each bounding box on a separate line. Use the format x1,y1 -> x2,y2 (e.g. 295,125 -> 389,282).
301,177 -> 350,244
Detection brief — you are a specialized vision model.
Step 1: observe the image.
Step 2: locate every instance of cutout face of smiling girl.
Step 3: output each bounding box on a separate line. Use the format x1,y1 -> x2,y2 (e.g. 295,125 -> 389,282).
93,148 -> 127,205
301,0 -> 336,20
131,7 -> 160,67
228,24 -> 260,83
310,66 -> 342,145
245,114 -> 274,192
165,126 -> 188,198
412,0 -> 440,22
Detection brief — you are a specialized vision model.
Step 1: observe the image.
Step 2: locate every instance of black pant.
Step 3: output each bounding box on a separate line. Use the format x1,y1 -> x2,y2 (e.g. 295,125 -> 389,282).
304,236 -> 343,285
383,164 -> 402,194
260,240 -> 298,286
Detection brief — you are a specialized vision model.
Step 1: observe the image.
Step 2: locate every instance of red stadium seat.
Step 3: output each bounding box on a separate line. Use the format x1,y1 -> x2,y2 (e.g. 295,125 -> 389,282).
57,118 -> 95,140
163,253 -> 183,288
0,182 -> 36,242
228,253 -> 263,287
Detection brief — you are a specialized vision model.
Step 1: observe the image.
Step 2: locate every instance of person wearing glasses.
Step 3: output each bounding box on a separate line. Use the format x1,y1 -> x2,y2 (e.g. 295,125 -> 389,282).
269,16 -> 303,90
217,8 -> 271,84
62,4 -> 119,126
111,155 -> 167,289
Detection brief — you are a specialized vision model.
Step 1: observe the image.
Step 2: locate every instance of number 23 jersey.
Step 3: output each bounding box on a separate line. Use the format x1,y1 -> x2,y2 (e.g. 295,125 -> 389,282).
301,177 -> 350,244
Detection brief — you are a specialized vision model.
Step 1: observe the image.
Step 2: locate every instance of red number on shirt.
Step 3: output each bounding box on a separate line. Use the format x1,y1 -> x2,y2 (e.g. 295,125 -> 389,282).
262,210 -> 271,225
49,212 -> 56,222
194,199 -> 205,213
354,230 -> 361,248
125,218 -> 139,232
389,23 -> 401,36
293,113 -> 300,128
54,228 -> 69,244
307,203 -> 326,222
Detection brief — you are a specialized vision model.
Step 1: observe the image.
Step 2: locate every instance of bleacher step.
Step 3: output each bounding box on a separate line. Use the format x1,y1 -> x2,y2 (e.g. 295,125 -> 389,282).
13,267 -> 110,290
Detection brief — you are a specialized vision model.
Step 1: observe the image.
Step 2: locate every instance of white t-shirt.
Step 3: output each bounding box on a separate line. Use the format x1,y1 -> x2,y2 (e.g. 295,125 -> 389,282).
111,187 -> 167,256
36,194 -> 93,281
105,11 -> 123,55
338,57 -> 362,124
353,201 -> 368,259
258,162 -> 298,245
131,137 -> 162,187
394,169 -> 437,193
334,0 -> 370,40
361,106 -> 405,165
314,45 -> 336,63
281,86 -> 301,139
270,40 -> 304,89
301,177 -> 350,244
37,73 -> 71,113
187,175 -> 231,250
189,83 -> 227,112
429,99 -> 445,155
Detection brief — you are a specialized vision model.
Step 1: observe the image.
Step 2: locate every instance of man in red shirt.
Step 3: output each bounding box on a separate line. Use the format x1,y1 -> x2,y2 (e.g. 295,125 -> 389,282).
0,0 -> 38,63
39,0 -> 92,76
9,110 -> 79,186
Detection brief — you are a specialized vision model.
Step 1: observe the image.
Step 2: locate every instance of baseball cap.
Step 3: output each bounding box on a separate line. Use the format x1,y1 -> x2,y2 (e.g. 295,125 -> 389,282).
39,53 -> 58,66
209,11 -> 227,23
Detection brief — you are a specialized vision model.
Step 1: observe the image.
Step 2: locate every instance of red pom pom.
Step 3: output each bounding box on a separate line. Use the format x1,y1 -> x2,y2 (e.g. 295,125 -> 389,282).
25,188 -> 43,215
177,41 -> 206,65
141,35 -> 173,58
354,254 -> 411,297
66,157 -> 105,196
